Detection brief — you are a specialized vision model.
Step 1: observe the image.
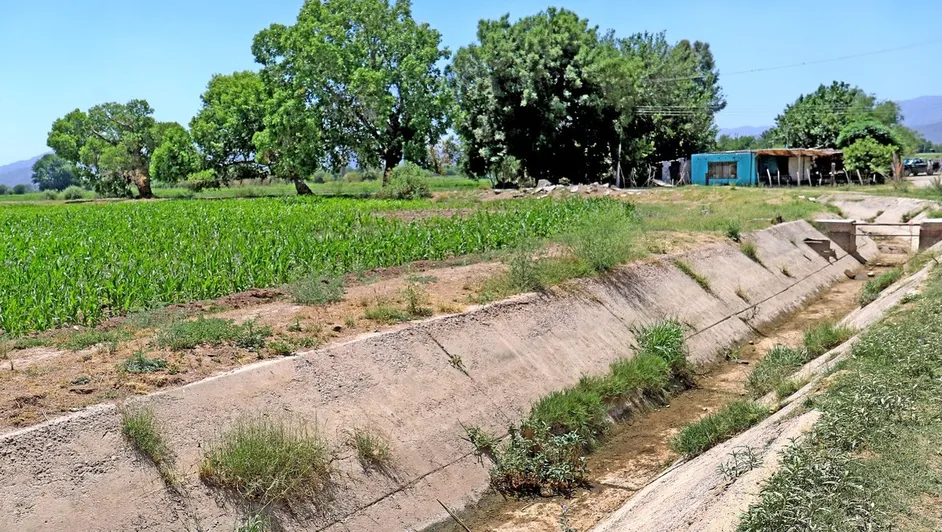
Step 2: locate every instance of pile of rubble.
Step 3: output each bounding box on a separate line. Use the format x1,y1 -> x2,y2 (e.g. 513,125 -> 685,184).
492,179 -> 643,198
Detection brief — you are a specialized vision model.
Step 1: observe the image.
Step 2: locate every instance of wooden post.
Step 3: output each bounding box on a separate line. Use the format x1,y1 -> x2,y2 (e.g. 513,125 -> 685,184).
830,161 -> 836,186
766,169 -> 772,186
777,170 -> 781,187
857,169 -> 864,186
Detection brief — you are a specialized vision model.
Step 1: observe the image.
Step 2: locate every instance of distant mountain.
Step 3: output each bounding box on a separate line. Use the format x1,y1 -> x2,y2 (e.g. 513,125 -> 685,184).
898,96 -> 942,143
0,154 -> 46,188
718,125 -> 770,138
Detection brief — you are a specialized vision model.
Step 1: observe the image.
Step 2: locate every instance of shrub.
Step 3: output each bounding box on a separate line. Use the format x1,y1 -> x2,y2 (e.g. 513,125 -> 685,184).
42,190 -> 59,200
285,274 -> 345,305
363,302 -> 410,324
671,400 -> 769,457
200,415 -> 331,503
12,184 -> 28,195
181,169 -> 219,192
403,283 -> 433,317
312,170 -> 331,184
0,185 -> 8,195
343,170 -> 363,183
61,185 -> 85,200
376,163 -> 431,200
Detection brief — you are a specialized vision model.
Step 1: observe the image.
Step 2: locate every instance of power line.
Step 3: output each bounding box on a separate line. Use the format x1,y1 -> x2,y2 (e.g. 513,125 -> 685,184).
647,37 -> 942,83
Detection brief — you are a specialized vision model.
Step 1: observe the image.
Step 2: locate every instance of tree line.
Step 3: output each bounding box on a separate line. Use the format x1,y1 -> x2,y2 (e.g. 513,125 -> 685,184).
35,0 -> 929,197
715,81 -> 938,177
35,0 -> 724,197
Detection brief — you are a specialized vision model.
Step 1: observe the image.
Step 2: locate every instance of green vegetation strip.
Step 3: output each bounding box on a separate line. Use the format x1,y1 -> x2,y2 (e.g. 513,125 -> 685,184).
0,196 -> 629,334
739,266 -> 942,531
671,401 -> 769,457
859,268 -> 903,306
470,320 -> 692,496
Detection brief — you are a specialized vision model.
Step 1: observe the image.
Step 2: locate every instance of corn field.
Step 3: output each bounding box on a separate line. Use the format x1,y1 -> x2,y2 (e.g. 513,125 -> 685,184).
0,196 -> 631,334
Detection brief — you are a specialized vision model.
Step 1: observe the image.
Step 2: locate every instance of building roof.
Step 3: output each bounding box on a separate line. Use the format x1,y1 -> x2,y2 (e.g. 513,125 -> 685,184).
701,148 -> 842,157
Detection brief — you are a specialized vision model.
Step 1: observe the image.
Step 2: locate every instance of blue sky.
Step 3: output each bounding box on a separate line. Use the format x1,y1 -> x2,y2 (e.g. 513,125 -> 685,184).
1,0 -> 940,166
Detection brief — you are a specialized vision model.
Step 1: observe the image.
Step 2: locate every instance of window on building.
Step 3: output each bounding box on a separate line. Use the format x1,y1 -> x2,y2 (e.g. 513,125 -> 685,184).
707,161 -> 737,179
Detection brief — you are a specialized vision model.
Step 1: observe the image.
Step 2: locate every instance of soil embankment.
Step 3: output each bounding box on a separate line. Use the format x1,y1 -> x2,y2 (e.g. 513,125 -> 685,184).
0,221 -> 875,531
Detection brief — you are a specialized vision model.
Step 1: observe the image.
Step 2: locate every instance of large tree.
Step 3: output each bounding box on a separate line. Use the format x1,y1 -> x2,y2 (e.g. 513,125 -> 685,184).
452,9 -> 613,184
190,71 -> 270,184
31,154 -> 80,191
252,0 -> 452,190
47,100 -> 168,198
451,9 -> 724,185
767,82 -> 900,149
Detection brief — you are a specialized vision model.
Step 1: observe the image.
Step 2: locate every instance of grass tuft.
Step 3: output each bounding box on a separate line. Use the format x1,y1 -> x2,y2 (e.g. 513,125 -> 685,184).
350,427 -> 393,470
740,241 -> 763,265
724,220 -> 742,242
858,268 -> 902,306
673,259 -> 711,292
200,415 -> 331,504
671,400 -> 769,457
121,406 -> 176,485
803,322 -> 854,357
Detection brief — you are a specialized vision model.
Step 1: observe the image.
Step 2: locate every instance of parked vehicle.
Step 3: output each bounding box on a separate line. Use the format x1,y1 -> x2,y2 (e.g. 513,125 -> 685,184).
904,158 -> 930,176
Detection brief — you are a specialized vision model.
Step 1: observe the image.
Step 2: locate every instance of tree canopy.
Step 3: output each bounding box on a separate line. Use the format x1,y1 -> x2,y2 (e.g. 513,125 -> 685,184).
451,8 -> 724,185
252,0 -> 452,191
766,82 -> 901,149
31,154 -> 80,191
47,100 -> 171,198
190,71 -> 270,184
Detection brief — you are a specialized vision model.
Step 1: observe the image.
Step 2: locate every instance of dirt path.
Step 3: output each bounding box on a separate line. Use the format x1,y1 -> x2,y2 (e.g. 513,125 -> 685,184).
431,257 -> 895,532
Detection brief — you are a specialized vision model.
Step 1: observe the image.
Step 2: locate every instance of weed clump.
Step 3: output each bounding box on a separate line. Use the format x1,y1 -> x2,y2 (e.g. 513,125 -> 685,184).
286,274 -> 345,305
155,318 -> 271,350
858,268 -> 902,306
746,345 -> 811,398
671,400 -> 769,457
724,220 -> 742,242
124,351 -> 168,373
200,415 -> 331,504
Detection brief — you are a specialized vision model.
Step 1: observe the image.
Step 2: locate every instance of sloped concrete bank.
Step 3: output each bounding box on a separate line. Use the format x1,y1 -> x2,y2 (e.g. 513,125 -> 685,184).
0,221 -> 875,532
592,243 -> 938,532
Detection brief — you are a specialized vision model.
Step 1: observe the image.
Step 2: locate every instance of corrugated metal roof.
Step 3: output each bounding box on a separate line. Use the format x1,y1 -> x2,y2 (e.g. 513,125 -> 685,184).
752,148 -> 842,157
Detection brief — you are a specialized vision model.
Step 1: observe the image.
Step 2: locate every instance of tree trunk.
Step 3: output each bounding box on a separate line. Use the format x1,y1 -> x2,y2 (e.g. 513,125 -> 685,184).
137,177 -> 154,199
292,176 -> 313,195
